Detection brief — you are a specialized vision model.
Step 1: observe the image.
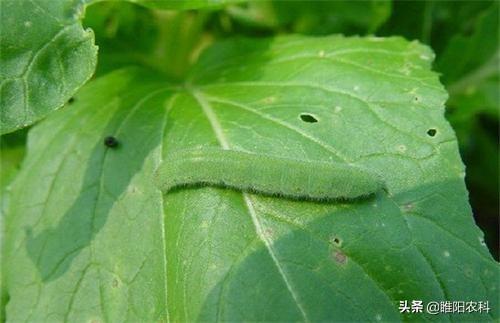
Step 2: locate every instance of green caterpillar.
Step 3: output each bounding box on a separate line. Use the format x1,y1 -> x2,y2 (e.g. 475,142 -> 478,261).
155,148 -> 384,201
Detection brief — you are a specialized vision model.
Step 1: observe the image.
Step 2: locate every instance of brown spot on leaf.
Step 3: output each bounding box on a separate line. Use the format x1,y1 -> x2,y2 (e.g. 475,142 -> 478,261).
332,250 -> 347,265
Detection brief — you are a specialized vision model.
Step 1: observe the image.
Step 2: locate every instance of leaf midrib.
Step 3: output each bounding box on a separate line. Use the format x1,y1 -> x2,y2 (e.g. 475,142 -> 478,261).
190,89 -> 311,322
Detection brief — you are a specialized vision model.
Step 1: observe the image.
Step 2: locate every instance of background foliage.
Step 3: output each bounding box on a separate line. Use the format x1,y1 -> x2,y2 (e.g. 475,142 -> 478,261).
1,0 -> 498,321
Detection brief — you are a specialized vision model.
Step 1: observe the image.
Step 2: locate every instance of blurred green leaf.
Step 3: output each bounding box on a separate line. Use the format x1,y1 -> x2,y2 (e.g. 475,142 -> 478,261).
437,2 -> 499,172
465,121 -> 499,200
114,0 -> 246,10
436,2 -> 500,88
379,0 -> 495,52
225,0 -> 392,35
84,2 -> 212,79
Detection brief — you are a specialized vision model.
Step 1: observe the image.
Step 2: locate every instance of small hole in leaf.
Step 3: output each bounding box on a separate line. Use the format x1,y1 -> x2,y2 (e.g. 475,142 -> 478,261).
300,113 -> 318,123
104,136 -> 119,148
427,128 -> 437,137
331,236 -> 342,246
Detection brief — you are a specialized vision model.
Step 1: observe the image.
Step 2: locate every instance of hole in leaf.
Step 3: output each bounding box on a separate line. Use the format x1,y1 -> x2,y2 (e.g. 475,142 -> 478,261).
300,113 -> 318,123
330,236 -> 342,246
427,128 -> 437,137
104,136 -> 119,148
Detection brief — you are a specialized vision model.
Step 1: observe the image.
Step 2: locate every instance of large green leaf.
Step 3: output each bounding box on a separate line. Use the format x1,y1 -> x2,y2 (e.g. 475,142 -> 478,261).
4,35 -> 498,321
0,0 -> 244,135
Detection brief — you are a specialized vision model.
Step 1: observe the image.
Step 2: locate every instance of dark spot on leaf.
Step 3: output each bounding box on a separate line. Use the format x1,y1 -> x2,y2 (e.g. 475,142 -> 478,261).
104,136 -> 119,148
427,128 -> 437,137
300,113 -> 318,123
68,97 -> 75,104
112,278 -> 119,288
332,250 -> 347,265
